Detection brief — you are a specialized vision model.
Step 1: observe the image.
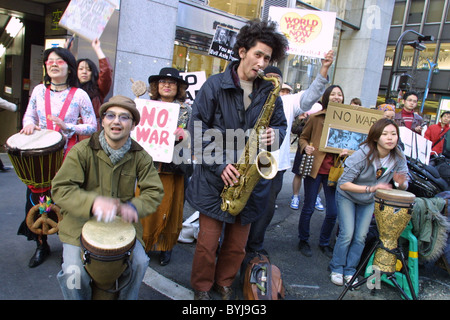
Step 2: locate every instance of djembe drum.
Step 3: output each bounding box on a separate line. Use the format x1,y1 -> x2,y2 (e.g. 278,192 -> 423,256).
6,130 -> 65,236
373,189 -> 416,274
5,129 -> 65,189
80,217 -> 136,300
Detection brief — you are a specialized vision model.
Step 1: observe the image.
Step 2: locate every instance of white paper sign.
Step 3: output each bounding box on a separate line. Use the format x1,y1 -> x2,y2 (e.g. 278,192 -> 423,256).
58,0 -> 116,42
131,99 -> 180,163
269,6 -> 336,59
180,71 -> 206,103
399,126 -> 432,164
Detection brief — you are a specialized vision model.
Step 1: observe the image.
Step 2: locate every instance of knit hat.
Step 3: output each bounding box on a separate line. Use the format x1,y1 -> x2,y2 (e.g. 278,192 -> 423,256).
148,67 -> 188,87
264,66 -> 283,78
99,95 -> 140,125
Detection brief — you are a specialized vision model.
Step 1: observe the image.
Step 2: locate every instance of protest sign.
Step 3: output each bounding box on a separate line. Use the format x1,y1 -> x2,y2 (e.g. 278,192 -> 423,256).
269,6 -> 336,59
319,102 -> 384,154
208,26 -> 238,61
180,71 -> 206,103
131,99 -> 180,163
399,126 -> 432,164
58,0 -> 116,42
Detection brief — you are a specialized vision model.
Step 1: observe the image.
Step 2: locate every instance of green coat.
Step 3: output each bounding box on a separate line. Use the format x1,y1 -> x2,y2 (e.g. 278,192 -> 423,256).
51,131 -> 164,247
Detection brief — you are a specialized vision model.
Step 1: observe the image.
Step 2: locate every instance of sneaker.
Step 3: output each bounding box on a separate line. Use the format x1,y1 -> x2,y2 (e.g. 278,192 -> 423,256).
298,240 -> 312,257
344,275 -> 360,289
315,196 -> 324,211
290,195 -> 300,209
330,272 -> 344,286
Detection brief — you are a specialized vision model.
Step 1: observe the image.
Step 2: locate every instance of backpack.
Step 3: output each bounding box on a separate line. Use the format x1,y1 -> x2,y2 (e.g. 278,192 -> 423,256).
243,254 -> 285,300
443,130 -> 450,159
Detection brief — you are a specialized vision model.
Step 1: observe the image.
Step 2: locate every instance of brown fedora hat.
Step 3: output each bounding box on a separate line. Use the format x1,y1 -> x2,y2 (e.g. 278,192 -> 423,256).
99,95 -> 140,125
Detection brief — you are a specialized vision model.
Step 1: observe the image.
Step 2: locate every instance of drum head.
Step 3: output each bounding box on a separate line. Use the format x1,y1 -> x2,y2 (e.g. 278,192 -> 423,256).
375,189 -> 416,206
6,130 -> 64,156
81,217 -> 136,255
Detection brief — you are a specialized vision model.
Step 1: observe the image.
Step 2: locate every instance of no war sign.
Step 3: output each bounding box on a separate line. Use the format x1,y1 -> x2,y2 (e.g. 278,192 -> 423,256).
131,99 -> 180,163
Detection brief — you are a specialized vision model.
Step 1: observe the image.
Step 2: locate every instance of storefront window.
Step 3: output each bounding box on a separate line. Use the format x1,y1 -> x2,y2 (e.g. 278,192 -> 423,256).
437,43 -> 450,70
208,0 -> 262,20
172,44 -> 228,78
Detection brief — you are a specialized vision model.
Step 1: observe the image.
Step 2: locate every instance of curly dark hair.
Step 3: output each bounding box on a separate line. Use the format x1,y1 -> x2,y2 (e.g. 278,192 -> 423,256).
149,78 -> 187,102
43,47 -> 78,87
232,19 -> 288,62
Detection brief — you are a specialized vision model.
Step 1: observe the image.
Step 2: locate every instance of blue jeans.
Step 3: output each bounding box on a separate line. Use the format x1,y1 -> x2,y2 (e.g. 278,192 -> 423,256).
298,174 -> 337,246
329,192 -> 374,276
57,241 -> 149,300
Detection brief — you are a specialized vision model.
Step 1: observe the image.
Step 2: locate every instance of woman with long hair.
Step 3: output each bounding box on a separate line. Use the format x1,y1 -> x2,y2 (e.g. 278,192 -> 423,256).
329,118 -> 409,286
297,85 -> 345,258
19,46 -> 96,268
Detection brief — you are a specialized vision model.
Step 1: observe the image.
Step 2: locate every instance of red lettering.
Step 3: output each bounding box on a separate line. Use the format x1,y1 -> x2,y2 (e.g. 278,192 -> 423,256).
159,130 -> 169,146
148,130 -> 159,144
140,106 -> 156,126
157,109 -> 169,127
135,127 -> 151,142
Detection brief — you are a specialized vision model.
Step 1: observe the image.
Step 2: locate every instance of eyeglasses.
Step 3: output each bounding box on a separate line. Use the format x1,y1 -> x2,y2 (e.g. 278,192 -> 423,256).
158,79 -> 177,86
45,59 -> 67,66
103,112 -> 133,122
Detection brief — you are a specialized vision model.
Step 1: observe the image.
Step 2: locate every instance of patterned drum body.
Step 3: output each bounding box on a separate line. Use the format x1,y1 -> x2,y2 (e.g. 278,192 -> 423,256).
373,189 -> 416,273
5,130 -> 65,188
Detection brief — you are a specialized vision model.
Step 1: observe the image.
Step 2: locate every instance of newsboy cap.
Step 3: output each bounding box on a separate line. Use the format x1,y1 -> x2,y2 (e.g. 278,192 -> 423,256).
99,95 -> 140,125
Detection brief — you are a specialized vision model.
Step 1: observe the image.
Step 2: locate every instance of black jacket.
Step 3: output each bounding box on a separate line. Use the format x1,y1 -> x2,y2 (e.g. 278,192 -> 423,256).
186,61 -> 287,224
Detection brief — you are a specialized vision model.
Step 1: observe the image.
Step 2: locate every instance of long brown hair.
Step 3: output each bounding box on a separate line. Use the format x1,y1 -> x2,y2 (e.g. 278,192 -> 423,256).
362,118 -> 403,165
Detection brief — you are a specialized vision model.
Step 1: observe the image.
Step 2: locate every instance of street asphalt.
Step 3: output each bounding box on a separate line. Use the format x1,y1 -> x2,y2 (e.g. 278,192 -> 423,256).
1,151 -> 449,308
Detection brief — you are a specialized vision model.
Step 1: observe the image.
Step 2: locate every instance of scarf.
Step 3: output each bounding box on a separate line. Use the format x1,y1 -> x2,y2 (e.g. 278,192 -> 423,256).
99,130 -> 131,165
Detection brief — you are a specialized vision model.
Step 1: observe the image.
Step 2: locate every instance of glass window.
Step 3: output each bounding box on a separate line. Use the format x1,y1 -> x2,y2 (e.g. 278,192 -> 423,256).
384,45 -> 396,67
437,43 -> 450,70
407,0 -> 425,24
427,0 -> 445,23
208,0 -> 262,20
172,45 -> 228,78
296,0 -> 363,28
392,1 -> 406,25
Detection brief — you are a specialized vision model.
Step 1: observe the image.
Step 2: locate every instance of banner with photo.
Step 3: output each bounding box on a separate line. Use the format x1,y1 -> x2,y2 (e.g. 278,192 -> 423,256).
131,99 -> 180,163
399,127 -> 432,164
58,0 -> 116,42
268,6 -> 336,59
208,26 -> 238,61
319,102 -> 384,154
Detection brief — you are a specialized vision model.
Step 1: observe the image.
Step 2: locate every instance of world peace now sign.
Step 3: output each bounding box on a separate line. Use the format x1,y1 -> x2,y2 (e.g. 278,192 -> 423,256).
269,7 -> 336,59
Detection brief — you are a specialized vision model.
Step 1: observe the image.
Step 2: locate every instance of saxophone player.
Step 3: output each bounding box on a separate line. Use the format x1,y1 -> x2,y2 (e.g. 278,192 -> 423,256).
187,19 -> 288,300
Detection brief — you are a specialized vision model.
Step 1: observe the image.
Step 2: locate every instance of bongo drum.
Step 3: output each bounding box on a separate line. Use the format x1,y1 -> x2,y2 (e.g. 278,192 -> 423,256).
80,217 -> 136,300
5,130 -> 65,189
373,189 -> 416,274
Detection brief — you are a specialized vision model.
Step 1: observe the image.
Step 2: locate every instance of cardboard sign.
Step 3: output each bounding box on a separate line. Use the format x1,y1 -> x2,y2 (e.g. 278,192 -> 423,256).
269,6 -> 336,59
58,0 -> 116,42
208,26 -> 238,61
399,127 -> 432,165
319,102 -> 384,154
131,99 -> 180,163
180,71 -> 206,103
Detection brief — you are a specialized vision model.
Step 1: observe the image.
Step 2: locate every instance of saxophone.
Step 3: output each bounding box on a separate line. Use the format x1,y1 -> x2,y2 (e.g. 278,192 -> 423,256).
220,70 -> 280,215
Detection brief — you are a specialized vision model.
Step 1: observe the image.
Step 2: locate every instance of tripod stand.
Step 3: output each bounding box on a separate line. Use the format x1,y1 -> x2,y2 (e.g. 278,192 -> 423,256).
338,238 -> 417,300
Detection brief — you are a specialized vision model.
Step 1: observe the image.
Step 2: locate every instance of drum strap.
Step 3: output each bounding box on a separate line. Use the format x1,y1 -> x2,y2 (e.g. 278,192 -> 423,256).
45,87 -> 78,156
45,87 -> 77,131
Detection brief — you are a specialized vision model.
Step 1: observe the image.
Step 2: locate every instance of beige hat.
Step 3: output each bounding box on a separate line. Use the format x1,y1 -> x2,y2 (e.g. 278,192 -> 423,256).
99,95 -> 140,125
281,83 -> 293,92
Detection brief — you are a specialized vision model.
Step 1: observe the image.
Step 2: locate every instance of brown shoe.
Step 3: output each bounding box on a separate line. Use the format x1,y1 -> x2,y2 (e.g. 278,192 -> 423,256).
194,290 -> 211,300
213,283 -> 233,300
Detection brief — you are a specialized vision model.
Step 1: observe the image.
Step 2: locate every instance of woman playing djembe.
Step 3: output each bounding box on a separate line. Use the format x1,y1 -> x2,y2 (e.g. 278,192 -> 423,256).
17,47 -> 97,268
329,118 -> 409,286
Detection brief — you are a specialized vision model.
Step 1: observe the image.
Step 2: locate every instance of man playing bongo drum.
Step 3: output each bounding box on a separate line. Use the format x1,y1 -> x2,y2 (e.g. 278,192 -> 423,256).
51,95 -> 163,300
